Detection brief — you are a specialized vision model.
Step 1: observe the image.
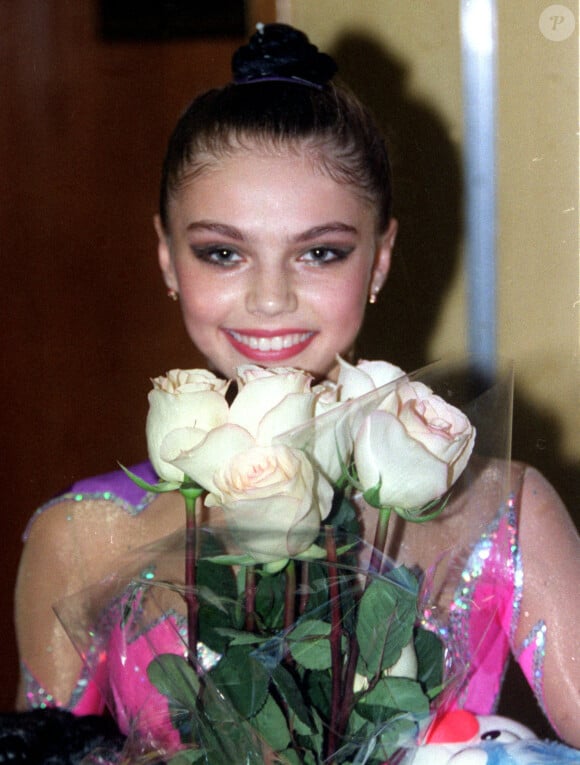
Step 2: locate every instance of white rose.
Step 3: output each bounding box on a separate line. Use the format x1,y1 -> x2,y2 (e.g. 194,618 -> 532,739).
337,357 -> 406,400
146,369 -> 230,483
229,366 -> 316,443
312,380 -> 339,416
309,380 -> 353,482
354,382 -> 475,509
215,444 -> 333,562
170,425 -> 333,562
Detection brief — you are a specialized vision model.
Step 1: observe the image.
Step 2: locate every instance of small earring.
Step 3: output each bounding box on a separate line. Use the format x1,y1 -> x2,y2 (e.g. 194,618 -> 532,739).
368,289 -> 379,305
167,288 -> 179,302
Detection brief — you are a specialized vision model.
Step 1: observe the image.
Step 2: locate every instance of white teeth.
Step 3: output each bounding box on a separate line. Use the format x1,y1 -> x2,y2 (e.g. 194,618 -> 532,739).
230,331 -> 312,352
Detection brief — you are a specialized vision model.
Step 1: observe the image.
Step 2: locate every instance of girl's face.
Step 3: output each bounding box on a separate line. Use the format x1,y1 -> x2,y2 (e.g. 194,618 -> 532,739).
157,145 -> 396,381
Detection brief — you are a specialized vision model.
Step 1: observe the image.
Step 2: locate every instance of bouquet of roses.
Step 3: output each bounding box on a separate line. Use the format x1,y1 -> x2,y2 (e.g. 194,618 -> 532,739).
57,357 -> 515,764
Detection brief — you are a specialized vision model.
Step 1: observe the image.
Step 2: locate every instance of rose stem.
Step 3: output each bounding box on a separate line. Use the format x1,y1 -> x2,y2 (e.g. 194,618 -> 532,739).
324,526 -> 342,761
338,636 -> 359,734
284,561 -> 296,630
245,565 -> 256,632
182,485 -> 203,670
299,561 -> 310,615
370,506 -> 392,576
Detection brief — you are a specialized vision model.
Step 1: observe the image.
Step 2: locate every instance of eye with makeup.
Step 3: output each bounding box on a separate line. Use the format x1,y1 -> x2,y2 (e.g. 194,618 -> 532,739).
190,245 -> 243,266
299,245 -> 353,265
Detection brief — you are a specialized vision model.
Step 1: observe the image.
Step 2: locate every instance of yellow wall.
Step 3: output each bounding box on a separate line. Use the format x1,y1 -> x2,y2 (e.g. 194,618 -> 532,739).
282,1 -> 578,502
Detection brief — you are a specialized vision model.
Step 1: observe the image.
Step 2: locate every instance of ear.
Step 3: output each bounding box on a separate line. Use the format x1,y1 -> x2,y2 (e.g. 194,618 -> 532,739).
369,218 -> 397,300
154,214 -> 178,292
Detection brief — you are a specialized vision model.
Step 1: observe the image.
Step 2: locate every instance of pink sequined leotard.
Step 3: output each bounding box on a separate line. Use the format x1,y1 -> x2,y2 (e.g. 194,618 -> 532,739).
22,462 -> 548,740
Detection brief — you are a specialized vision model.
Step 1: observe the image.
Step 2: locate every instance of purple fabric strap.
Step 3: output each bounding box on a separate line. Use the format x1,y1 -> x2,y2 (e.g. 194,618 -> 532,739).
23,461 -> 158,542
69,461 -> 157,505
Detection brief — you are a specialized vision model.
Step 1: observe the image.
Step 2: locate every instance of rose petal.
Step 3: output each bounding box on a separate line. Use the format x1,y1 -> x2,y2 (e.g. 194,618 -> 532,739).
168,424 -> 254,496
338,357 -> 406,400
146,388 -> 229,482
355,410 -> 450,508
257,392 -> 316,444
229,372 -> 312,436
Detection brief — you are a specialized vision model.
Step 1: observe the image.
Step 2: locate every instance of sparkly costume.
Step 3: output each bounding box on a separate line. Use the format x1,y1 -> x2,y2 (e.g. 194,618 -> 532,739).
22,462 -> 548,738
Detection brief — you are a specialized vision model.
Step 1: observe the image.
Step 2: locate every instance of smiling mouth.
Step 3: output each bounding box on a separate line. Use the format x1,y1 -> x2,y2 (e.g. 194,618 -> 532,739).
227,330 -> 314,352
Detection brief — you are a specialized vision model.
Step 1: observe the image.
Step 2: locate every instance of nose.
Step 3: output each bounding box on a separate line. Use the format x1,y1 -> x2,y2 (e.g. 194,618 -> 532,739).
245,267 -> 298,316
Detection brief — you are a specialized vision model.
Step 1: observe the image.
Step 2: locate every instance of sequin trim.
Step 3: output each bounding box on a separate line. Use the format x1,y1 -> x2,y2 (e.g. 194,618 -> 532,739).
516,620 -> 547,716
23,488 -> 157,541
423,498 -> 521,712
22,660 -> 94,710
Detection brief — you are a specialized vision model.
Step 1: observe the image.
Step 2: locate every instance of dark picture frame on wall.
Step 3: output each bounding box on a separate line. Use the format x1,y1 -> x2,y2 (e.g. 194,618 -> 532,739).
100,0 -> 247,40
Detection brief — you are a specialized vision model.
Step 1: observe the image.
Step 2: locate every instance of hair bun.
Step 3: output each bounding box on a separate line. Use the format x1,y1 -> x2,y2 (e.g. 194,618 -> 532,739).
232,23 -> 337,87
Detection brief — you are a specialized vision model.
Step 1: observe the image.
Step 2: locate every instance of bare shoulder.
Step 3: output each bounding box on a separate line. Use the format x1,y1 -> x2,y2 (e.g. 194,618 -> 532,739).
19,489 -> 183,591
519,463 -> 578,542
516,463 -> 579,603
515,463 -> 580,744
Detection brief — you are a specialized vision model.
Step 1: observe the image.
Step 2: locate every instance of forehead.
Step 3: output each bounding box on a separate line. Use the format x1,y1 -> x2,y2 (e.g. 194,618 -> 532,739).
169,143 -> 376,230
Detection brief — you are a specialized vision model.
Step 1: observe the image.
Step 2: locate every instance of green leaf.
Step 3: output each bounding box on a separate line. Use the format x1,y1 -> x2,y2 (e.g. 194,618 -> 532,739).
306,670 -> 332,723
118,463 -> 180,493
357,676 -> 429,717
271,664 -> 313,735
192,561 -> 239,655
147,653 -> 200,708
255,570 -> 286,631
393,493 -> 450,523
197,559 -> 238,600
252,694 -> 291,751
205,552 -> 257,567
301,562 -> 331,619
354,717 -> 417,765
166,751 -> 206,764
287,619 -> 332,670
209,644 -> 270,718
215,629 -> 264,646
277,750 -> 303,765
414,626 -> 444,699
362,480 -> 383,509
356,571 -> 417,676
294,543 -> 327,561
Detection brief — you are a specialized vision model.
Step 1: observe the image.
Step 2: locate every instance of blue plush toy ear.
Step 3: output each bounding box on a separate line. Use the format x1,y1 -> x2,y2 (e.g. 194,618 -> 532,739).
456,739 -> 580,764
511,740 -> 580,763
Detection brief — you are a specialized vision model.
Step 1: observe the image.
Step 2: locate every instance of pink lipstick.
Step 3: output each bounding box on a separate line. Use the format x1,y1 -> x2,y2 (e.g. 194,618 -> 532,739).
224,329 -> 316,362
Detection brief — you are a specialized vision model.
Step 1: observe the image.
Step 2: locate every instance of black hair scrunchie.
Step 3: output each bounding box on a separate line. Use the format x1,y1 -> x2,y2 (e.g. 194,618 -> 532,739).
232,23 -> 337,86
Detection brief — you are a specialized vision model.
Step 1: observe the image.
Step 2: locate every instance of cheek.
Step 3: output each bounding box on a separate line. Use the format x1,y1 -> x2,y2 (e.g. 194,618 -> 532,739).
324,270 -> 369,327
177,270 -> 234,325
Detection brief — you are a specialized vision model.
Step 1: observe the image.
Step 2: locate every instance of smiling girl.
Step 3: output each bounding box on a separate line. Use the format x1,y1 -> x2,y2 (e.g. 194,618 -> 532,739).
14,23 -> 580,752
156,149 -> 395,379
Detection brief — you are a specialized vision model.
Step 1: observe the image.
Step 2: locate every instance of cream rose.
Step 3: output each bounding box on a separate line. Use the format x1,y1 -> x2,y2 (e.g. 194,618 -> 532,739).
354,381 -> 475,509
337,357 -> 406,400
146,369 -> 229,483
170,425 -> 333,562
305,381 -> 353,482
229,365 -> 316,443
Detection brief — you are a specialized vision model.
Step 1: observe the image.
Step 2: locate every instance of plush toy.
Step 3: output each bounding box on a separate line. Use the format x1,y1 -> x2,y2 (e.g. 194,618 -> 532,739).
406,710 -> 580,764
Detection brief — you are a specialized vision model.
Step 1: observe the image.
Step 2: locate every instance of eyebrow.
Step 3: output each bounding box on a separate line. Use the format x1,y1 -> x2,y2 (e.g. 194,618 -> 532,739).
186,221 -> 244,240
293,223 -> 359,242
185,221 -> 359,242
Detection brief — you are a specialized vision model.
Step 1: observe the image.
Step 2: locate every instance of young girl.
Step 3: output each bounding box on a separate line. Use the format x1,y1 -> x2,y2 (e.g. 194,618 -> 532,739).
15,23 -> 580,751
